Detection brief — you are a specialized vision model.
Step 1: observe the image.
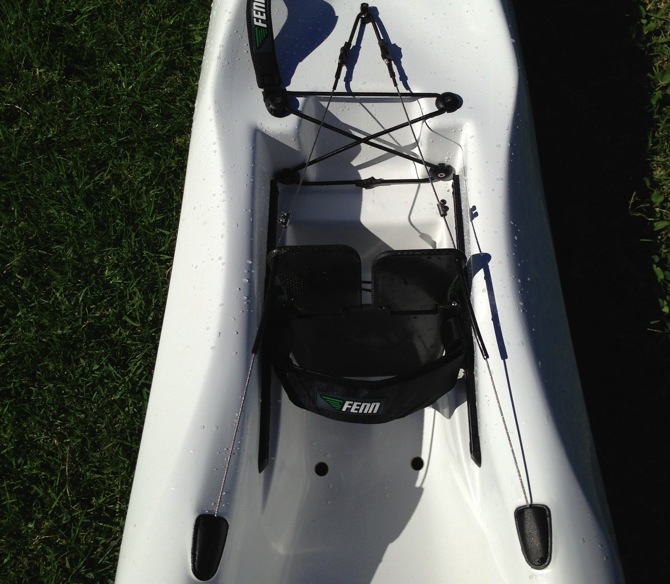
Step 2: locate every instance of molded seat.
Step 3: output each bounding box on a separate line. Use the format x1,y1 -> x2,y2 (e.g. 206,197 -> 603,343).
266,245 -> 468,423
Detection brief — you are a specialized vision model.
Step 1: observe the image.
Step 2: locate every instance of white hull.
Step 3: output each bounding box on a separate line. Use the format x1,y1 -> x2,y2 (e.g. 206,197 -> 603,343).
116,1 -> 624,582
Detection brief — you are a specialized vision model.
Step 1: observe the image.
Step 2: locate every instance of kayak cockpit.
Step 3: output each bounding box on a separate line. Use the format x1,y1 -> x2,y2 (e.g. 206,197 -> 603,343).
247,0 -> 484,470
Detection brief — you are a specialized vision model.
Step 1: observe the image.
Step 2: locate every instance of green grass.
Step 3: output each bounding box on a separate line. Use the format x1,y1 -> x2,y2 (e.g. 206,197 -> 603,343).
1,1 -> 668,582
1,0 -> 209,581
639,0 -> 670,333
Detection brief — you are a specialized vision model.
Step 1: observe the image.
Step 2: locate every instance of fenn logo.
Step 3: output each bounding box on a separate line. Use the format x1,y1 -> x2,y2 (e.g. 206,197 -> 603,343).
320,395 -> 383,415
251,0 -> 269,49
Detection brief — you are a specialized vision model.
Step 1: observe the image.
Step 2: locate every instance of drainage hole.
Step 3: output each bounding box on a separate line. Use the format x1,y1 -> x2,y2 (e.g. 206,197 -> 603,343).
315,462 -> 329,476
411,457 -> 424,471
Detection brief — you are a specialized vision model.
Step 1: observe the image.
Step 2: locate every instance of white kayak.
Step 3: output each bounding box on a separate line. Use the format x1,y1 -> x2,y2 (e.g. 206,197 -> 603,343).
115,1 -> 624,582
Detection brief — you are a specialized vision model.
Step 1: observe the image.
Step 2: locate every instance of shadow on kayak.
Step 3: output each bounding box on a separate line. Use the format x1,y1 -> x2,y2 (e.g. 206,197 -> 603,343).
275,2 -> 410,92
275,0 -> 338,87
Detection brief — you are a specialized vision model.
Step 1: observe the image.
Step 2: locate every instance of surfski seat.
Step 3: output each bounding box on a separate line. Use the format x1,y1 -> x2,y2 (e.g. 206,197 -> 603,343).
266,245 -> 468,423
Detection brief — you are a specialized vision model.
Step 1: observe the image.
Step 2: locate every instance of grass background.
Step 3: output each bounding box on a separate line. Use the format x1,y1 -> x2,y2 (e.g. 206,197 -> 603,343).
1,0 -> 210,580
1,0 -> 668,582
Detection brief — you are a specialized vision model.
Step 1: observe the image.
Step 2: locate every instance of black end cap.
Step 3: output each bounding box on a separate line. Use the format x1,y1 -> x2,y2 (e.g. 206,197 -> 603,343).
515,504 -> 552,569
191,514 -> 229,581
435,92 -> 463,113
428,163 -> 454,181
263,89 -> 291,118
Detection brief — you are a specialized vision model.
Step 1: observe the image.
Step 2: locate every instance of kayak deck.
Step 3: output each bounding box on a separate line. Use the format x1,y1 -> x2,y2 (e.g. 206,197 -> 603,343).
224,396 -> 503,583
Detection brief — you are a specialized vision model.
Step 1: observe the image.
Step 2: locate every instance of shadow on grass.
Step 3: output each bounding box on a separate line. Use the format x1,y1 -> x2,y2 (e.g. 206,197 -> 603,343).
511,0 -> 670,581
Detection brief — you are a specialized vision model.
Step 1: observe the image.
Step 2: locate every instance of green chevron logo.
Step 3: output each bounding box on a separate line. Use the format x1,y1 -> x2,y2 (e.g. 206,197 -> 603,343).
321,395 -> 345,411
251,0 -> 269,50
320,395 -> 383,415
254,26 -> 268,50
